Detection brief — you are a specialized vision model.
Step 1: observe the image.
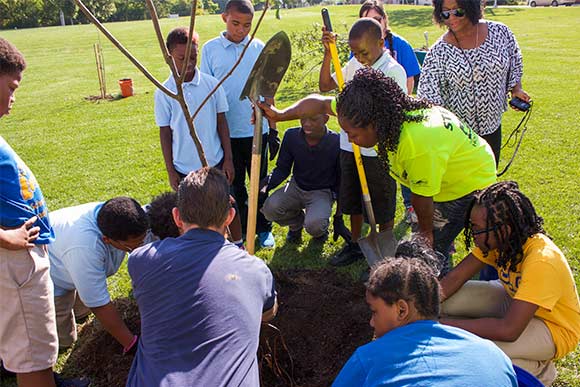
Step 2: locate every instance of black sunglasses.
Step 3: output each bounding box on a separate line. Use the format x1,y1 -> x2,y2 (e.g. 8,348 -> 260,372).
471,224 -> 500,236
440,8 -> 466,19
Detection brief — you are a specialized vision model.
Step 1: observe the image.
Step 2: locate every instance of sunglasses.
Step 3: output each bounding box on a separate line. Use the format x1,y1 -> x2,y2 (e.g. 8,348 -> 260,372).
440,8 -> 466,19
471,224 -> 500,236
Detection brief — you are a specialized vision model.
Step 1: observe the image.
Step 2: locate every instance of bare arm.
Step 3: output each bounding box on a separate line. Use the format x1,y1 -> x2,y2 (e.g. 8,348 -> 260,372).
262,297 -> 278,322
440,253 -> 485,301
319,28 -> 338,92
406,76 -> 415,96
0,217 -> 40,250
91,302 -> 135,348
159,126 -> 180,191
410,193 -> 434,246
441,299 -> 538,342
256,95 -> 335,123
216,113 -> 234,184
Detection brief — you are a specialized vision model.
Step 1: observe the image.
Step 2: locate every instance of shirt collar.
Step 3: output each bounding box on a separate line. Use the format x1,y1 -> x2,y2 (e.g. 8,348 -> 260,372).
171,68 -> 201,87
219,31 -> 249,48
371,50 -> 393,71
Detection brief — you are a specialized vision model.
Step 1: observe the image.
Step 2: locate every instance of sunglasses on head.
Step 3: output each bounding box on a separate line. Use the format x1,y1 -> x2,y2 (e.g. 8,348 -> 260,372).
440,8 -> 466,19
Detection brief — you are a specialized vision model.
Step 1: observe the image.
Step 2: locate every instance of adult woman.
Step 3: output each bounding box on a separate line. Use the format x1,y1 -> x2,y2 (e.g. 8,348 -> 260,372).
418,0 -> 530,164
359,0 -> 422,224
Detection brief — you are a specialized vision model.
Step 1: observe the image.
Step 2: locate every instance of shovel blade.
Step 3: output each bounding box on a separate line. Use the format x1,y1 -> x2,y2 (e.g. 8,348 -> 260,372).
359,229 -> 397,268
240,31 -> 292,101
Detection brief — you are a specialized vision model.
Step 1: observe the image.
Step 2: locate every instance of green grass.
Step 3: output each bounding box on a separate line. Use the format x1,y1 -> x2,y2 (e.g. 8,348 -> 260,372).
1,4 -> 579,386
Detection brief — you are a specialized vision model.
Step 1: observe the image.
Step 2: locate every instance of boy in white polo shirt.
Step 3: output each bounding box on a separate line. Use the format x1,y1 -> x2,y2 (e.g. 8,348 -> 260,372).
319,18 -> 407,267
201,0 -> 278,249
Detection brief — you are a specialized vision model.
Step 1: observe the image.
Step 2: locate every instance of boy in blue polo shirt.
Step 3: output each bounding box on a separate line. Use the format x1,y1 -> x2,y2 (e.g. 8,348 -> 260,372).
201,0 -> 278,249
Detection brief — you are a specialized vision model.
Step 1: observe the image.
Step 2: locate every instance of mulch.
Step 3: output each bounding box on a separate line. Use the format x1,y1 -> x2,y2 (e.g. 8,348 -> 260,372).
62,269 -> 372,387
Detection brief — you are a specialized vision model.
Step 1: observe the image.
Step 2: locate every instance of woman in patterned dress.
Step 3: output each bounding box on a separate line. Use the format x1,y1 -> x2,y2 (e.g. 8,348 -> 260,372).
418,0 -> 530,164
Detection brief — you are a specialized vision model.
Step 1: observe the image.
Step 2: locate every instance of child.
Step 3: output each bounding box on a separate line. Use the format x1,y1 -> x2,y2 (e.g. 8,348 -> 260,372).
260,113 -> 344,244
332,251 -> 517,386
440,181 -> 580,385
319,18 -> 407,267
147,192 -> 180,240
358,0 -> 422,225
156,27 -> 243,246
0,38 -> 87,387
201,0 -> 278,249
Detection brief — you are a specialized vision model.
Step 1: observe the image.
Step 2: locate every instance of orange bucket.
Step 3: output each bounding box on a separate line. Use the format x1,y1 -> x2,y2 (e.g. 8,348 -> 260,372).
118,78 -> 133,97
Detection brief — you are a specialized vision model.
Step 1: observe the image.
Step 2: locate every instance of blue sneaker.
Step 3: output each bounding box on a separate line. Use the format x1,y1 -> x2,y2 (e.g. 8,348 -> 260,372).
258,231 -> 276,249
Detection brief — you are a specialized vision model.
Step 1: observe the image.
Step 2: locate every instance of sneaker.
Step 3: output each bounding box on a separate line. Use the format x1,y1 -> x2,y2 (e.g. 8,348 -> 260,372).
312,230 -> 329,244
258,231 -> 276,249
286,228 -> 303,244
329,242 -> 364,267
404,206 -> 418,224
54,372 -> 91,387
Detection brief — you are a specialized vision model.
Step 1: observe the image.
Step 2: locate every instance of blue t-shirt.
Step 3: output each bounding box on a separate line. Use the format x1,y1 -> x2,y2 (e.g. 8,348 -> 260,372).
201,33 -> 268,138
349,32 -> 421,79
48,202 -> 126,307
126,228 -> 276,387
333,320 -> 517,387
0,135 -> 53,244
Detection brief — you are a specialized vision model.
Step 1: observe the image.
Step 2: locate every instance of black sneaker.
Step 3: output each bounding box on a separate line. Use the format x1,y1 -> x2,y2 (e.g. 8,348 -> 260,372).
286,228 -> 303,244
54,372 -> 91,387
329,242 -> 364,266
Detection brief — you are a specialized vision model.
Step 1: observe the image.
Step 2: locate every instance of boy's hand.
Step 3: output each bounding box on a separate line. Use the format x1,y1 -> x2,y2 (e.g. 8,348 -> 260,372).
255,101 -> 283,123
267,128 -> 281,161
0,217 -> 40,250
167,168 -> 181,191
222,159 -> 235,185
332,214 -> 351,243
321,27 -> 337,54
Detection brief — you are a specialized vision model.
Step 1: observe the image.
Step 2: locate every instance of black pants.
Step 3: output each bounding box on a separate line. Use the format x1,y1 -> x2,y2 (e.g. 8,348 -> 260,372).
481,125 -> 501,166
231,134 -> 272,234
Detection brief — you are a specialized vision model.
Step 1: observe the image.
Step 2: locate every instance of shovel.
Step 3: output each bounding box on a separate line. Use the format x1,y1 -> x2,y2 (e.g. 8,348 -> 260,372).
240,31 -> 292,254
322,9 -> 397,267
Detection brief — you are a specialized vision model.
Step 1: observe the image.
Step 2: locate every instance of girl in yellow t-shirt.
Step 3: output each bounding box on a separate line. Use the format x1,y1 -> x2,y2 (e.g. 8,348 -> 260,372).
439,181 -> 580,386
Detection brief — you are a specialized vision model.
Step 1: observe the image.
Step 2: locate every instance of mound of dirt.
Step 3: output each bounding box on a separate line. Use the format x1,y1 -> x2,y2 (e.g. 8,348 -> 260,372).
63,269 -> 372,387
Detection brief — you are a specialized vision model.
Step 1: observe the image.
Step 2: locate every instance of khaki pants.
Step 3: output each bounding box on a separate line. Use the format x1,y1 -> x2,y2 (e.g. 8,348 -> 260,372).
54,290 -> 91,349
0,245 -> 58,373
442,280 -> 557,385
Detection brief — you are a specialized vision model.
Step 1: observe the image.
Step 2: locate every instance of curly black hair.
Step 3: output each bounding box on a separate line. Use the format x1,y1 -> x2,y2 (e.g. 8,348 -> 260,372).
147,192 -> 179,240
464,181 -> 546,272
97,197 -> 148,241
432,0 -> 482,26
367,257 -> 440,319
336,67 -> 431,171
0,38 -> 26,75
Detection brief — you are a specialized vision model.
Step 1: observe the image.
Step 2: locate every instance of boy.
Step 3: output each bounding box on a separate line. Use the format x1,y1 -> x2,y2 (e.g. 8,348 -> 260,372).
127,167 -> 277,386
156,27 -> 243,246
0,38 -> 87,387
48,197 -> 148,353
201,0 -> 278,249
146,192 -> 180,240
440,181 -> 580,385
261,113 -> 343,244
319,18 -> 407,266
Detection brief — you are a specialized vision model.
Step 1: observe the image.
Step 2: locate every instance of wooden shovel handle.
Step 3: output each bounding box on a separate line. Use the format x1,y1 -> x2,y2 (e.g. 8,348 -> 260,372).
246,103 -> 263,254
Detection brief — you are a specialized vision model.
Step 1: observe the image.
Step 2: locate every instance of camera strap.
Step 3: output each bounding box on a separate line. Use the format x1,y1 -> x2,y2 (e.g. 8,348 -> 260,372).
497,101 -> 533,177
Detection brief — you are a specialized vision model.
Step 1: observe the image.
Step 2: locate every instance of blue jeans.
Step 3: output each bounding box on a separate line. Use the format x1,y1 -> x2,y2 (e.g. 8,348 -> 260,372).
433,193 -> 476,277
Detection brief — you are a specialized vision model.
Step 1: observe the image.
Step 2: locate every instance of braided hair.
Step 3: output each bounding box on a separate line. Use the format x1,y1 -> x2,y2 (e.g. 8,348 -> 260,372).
367,256 -> 440,320
336,67 -> 431,171
358,1 -> 395,58
464,181 -> 546,272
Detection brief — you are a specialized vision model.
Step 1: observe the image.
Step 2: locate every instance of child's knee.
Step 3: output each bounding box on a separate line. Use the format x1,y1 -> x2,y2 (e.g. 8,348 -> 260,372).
304,217 -> 329,237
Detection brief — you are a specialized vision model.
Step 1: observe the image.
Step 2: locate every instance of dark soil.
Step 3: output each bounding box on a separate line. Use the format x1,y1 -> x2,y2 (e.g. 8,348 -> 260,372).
63,269 -> 372,387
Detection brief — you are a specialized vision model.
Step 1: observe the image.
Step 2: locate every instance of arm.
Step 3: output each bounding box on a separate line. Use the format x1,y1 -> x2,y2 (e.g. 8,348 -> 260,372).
319,28 -> 339,92
0,217 -> 40,250
91,302 -> 135,348
410,193 -> 434,246
441,299 -> 538,342
406,76 -> 415,96
440,253 -> 485,301
416,46 -> 445,105
216,112 -> 234,184
262,297 -> 278,322
257,95 -> 335,123
266,132 -> 292,190
159,126 -> 180,191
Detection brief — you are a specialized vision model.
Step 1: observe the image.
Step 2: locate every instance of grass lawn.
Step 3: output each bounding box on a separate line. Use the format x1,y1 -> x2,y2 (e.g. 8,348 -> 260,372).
1,4 -> 579,386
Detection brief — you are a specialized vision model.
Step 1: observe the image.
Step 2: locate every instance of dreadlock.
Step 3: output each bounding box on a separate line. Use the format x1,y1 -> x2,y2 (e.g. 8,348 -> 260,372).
336,67 -> 431,171
464,181 -> 546,272
367,257 -> 440,319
